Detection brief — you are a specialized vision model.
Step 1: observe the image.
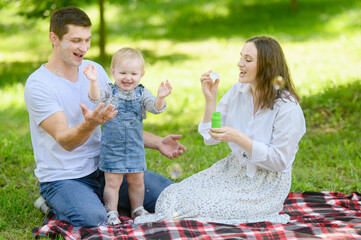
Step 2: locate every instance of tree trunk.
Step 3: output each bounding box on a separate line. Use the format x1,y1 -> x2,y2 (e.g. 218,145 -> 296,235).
99,0 -> 106,64
291,0 -> 298,11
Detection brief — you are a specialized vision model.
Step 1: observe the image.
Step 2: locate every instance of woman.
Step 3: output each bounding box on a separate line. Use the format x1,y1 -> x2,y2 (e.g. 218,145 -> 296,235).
135,36 -> 306,225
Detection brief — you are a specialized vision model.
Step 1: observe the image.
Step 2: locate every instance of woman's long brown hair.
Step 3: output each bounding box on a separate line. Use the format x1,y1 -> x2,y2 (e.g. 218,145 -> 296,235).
246,36 -> 300,110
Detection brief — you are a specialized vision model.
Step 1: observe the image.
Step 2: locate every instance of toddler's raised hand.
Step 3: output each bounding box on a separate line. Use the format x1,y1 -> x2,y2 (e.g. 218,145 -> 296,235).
83,64 -> 98,82
157,80 -> 172,99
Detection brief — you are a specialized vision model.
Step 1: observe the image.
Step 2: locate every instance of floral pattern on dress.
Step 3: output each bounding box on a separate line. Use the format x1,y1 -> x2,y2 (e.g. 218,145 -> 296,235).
135,152 -> 292,225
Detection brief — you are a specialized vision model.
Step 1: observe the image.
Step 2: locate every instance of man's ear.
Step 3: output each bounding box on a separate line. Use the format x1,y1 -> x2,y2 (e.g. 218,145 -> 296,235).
49,32 -> 59,46
110,67 -> 114,76
141,70 -> 145,78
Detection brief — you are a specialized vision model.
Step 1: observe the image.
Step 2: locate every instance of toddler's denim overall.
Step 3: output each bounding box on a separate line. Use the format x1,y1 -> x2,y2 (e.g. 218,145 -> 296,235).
99,84 -> 146,173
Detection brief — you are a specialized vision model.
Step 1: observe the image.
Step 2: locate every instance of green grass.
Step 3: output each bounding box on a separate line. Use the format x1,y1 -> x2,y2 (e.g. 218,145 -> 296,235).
292,82 -> 361,192
1,0 -> 361,239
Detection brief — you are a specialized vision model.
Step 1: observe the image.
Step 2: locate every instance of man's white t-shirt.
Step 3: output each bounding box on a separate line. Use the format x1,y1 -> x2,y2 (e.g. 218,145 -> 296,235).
24,60 -> 110,182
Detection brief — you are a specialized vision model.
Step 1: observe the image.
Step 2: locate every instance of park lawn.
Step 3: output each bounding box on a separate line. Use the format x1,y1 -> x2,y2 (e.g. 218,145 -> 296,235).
1,0 -> 361,239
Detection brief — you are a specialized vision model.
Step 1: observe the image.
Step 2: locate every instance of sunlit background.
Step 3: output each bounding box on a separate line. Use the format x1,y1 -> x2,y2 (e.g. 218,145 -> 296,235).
1,1 -> 361,236
1,1 -> 360,125
1,0 -> 361,190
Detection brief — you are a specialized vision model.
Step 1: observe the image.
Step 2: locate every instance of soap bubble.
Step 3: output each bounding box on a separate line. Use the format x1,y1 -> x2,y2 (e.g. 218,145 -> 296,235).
273,76 -> 285,90
100,84 -> 119,109
53,69 -> 64,78
60,40 -> 69,49
210,71 -> 220,81
173,211 -> 180,218
168,163 -> 183,179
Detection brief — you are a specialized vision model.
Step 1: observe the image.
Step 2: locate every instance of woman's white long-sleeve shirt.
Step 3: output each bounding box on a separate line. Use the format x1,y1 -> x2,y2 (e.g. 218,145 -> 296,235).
198,82 -> 306,177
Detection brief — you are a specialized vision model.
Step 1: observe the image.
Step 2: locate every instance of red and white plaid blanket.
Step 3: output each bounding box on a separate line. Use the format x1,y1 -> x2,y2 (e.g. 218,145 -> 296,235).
32,191 -> 361,239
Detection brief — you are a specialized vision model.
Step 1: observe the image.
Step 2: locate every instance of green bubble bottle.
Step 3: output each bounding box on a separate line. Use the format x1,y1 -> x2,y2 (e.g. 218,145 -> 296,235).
211,112 -> 222,128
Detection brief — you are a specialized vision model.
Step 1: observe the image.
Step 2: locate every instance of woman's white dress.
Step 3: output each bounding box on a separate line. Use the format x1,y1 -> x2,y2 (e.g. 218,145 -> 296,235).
135,82 -> 306,225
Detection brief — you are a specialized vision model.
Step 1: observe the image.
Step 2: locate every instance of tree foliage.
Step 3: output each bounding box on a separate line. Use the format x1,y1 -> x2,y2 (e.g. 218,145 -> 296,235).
11,0 -> 78,18
8,0 -> 107,63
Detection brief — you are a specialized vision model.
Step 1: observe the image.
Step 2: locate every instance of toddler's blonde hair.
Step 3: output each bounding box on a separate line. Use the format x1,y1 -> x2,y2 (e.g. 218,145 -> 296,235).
111,47 -> 145,69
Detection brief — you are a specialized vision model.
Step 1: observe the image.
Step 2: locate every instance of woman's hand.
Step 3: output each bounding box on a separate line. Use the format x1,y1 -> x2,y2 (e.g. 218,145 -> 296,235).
209,126 -> 240,143
209,126 -> 253,154
200,70 -> 220,101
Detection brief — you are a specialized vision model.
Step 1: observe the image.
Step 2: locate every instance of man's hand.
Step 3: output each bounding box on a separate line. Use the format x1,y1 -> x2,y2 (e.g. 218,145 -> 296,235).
80,102 -> 118,127
158,134 -> 187,159
39,103 -> 118,152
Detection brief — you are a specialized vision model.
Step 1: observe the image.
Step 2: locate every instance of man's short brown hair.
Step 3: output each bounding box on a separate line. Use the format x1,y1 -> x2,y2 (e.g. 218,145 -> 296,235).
49,6 -> 92,40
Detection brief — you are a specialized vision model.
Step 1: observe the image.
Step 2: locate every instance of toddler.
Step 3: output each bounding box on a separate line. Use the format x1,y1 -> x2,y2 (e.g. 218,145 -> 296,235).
83,47 -> 172,225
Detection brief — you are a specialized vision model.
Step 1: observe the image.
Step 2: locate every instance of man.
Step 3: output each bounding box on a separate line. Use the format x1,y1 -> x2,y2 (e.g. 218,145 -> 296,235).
24,6 -> 186,227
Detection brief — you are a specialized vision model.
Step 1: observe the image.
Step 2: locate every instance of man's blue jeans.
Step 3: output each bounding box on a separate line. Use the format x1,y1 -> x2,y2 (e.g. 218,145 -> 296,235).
39,170 -> 173,227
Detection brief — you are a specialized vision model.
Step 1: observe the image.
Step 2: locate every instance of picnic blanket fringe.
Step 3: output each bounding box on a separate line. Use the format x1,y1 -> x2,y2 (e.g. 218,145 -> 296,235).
32,191 -> 361,239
